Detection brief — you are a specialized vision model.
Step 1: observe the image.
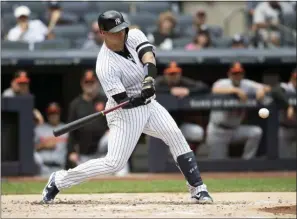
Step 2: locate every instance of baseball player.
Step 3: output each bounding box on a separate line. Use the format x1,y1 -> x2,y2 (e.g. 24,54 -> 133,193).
278,69 -> 296,158
155,61 -> 209,153
42,10 -> 213,204
34,102 -> 68,177
206,62 -> 271,160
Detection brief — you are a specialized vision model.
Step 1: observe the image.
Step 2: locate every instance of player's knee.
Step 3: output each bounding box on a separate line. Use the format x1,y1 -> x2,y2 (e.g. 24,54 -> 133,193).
104,157 -> 126,172
180,123 -> 204,142
250,127 -> 262,138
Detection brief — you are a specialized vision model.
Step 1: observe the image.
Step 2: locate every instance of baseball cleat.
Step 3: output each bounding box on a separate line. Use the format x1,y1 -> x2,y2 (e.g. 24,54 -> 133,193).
42,172 -> 59,204
192,191 -> 213,204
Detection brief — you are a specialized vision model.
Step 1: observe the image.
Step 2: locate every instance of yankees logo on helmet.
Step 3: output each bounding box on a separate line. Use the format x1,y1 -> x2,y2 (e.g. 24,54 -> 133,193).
115,18 -> 121,25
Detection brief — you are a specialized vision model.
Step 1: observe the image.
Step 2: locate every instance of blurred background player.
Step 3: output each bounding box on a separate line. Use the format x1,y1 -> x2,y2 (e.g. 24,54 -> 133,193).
66,69 -> 130,176
206,62 -> 271,160
155,61 -> 209,153
34,102 -> 68,177
2,70 -> 44,125
278,68 -> 296,158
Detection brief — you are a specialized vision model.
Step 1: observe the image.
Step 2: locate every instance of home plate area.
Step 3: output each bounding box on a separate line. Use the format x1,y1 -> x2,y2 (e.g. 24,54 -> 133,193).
2,192 -> 296,218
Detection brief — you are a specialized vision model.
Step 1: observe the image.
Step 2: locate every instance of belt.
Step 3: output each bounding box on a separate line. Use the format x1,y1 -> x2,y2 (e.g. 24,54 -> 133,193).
43,162 -> 62,167
213,123 -> 237,130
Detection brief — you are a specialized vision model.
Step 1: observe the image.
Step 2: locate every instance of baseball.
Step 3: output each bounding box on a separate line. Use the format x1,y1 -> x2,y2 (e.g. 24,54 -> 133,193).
258,108 -> 269,119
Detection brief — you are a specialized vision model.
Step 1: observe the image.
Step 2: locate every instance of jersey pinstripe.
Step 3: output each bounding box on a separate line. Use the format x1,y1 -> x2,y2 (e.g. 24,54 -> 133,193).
96,29 -> 156,108
54,28 -> 192,190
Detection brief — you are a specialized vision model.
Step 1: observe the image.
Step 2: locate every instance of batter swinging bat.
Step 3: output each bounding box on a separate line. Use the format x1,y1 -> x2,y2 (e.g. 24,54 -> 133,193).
53,100 -> 129,137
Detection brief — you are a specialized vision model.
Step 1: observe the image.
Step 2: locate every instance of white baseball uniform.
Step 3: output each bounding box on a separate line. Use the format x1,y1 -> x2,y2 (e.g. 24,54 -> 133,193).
206,78 -> 263,160
34,123 -> 68,176
54,29 -> 192,189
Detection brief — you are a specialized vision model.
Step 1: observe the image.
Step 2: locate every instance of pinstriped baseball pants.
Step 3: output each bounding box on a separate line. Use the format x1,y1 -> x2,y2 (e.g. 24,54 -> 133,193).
55,100 -> 192,190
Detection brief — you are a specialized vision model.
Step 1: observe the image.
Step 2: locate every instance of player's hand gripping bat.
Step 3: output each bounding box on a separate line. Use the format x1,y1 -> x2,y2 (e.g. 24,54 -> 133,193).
53,100 -> 130,137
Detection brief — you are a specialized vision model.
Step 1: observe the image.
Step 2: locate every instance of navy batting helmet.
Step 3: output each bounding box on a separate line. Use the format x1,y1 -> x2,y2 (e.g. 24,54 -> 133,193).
98,10 -> 129,33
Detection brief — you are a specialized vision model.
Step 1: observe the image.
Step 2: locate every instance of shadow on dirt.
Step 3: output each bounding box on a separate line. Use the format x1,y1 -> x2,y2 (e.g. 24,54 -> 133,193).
259,205 -> 296,215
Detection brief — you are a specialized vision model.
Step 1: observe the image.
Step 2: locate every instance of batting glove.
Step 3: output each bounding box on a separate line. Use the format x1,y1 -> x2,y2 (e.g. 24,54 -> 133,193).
141,76 -> 155,99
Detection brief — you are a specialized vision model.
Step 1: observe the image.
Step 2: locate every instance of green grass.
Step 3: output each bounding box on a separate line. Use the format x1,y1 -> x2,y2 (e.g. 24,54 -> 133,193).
2,178 -> 296,195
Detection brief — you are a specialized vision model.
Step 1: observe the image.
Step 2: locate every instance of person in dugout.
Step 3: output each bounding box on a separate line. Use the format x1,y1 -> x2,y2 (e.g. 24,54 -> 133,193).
34,102 -> 68,177
206,62 -> 271,160
154,61 -> 210,154
273,68 -> 296,158
65,69 -> 130,176
2,70 -> 44,125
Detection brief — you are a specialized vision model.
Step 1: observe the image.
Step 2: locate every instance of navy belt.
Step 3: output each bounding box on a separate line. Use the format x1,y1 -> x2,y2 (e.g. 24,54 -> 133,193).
213,123 -> 237,130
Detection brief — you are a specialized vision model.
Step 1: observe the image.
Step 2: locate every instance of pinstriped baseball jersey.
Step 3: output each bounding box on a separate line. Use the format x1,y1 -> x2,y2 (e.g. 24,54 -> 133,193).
54,28 -> 192,190
96,29 -> 156,108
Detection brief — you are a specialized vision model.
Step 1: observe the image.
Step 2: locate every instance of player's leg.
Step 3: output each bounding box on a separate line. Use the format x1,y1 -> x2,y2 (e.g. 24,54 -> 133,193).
278,127 -> 296,158
42,107 -> 149,203
97,131 -> 130,176
205,123 -> 233,159
143,101 -> 212,203
230,125 -> 262,160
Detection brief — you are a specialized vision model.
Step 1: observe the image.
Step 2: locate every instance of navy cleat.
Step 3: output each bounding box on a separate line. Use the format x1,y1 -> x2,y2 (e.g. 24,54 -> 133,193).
42,172 -> 59,204
192,191 -> 213,204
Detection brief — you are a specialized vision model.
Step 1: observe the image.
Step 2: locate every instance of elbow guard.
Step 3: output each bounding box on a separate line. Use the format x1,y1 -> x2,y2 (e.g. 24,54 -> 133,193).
144,62 -> 157,78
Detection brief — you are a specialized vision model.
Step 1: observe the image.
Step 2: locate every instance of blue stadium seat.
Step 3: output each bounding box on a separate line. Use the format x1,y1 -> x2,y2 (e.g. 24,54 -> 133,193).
145,26 -> 157,35
184,25 -> 223,39
73,38 -> 86,49
96,2 -> 131,14
176,14 -> 193,29
53,24 -> 88,40
1,40 -> 29,50
42,11 -> 80,25
209,25 -> 224,38
13,2 -> 47,17
1,1 -> 15,13
129,13 -> 157,32
83,13 -> 98,27
282,12 -> 296,30
34,39 -> 72,50
212,36 -> 233,48
60,2 -> 91,16
134,2 -> 171,14
173,37 -> 192,49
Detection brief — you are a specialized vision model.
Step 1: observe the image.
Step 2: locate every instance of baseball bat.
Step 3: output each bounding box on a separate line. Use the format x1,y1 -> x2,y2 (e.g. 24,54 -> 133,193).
53,100 -> 130,137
